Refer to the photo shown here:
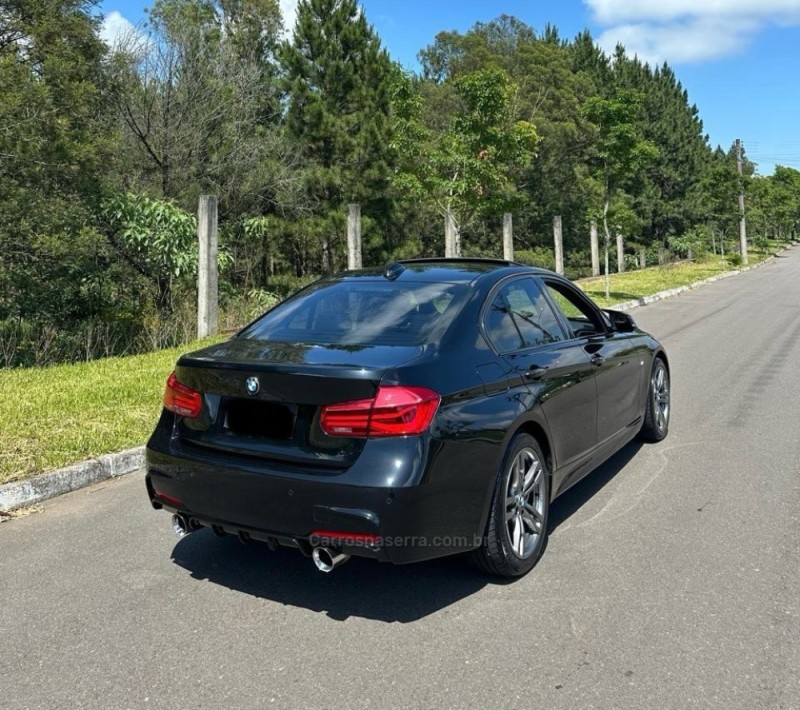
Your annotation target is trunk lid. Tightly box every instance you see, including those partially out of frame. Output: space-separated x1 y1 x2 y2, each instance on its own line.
173 338 424 468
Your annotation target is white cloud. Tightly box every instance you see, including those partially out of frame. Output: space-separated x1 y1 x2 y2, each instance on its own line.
100 11 148 50
279 0 299 32
586 0 800 63
587 0 800 23
596 16 760 64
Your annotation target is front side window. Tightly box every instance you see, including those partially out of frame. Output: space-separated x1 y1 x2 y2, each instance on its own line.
484 278 564 353
544 280 606 338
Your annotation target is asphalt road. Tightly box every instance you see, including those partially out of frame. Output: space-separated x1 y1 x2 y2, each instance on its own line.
2 249 800 710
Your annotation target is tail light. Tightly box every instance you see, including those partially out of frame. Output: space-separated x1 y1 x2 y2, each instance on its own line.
320 385 440 438
153 489 184 508
163 371 202 418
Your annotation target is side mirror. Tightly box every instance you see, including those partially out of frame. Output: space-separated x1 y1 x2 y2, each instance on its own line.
604 309 637 333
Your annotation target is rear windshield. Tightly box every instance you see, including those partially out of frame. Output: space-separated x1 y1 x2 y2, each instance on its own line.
239 280 469 346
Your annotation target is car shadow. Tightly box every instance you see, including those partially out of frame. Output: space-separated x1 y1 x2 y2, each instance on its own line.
548 440 643 532
171 531 494 623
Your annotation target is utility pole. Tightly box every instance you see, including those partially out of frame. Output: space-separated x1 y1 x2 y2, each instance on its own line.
736 138 749 265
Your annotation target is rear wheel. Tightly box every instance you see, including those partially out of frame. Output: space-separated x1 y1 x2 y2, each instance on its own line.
470 434 549 578
639 357 670 442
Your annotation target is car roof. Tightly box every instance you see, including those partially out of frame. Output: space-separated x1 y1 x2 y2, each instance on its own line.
337 258 555 285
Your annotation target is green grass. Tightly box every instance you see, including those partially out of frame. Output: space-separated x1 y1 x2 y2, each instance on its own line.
578 242 781 307
0 338 220 485
0 240 788 485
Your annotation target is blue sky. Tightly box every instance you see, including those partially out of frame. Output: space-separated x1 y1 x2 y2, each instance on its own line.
100 0 800 175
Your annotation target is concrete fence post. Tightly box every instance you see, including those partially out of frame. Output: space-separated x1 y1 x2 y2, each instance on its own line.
590 221 600 277
347 204 362 270
445 211 459 257
553 216 564 275
503 213 514 261
197 195 218 339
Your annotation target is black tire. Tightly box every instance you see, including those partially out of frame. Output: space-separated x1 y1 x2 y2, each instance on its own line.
470 433 550 578
639 357 670 442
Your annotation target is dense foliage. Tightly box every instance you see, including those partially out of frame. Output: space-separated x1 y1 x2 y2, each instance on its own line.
1 2 798 366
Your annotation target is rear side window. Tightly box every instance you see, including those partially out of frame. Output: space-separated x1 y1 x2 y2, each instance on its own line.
239 280 468 346
484 278 564 352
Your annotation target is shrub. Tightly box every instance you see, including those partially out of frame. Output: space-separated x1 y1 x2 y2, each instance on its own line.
220 289 281 331
264 273 318 298
515 247 555 271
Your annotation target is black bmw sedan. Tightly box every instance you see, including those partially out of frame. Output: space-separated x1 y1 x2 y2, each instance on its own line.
146 258 670 577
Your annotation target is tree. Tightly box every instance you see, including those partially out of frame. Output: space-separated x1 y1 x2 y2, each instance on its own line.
611 53 711 244
583 91 657 296
693 144 756 256
0 0 114 325
101 193 198 310
109 0 299 218
417 19 604 257
764 167 800 238
393 68 538 254
281 0 395 270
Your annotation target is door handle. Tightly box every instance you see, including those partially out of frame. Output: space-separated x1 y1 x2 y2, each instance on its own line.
524 366 549 380
590 353 605 367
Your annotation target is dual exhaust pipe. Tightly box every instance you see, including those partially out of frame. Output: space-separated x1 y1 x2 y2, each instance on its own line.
171 513 199 538
171 515 351 572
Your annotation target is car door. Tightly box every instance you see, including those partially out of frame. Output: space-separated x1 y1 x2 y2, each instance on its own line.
541 277 645 446
481 277 598 477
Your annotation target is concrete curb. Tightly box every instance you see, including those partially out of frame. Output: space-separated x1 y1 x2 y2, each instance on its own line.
1 245 796 515
606 251 787 312
0 446 145 514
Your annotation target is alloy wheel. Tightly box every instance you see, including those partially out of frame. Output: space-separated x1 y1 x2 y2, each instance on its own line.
505 448 546 559
654 363 670 433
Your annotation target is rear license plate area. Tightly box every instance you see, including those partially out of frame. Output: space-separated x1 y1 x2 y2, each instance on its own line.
223 399 296 440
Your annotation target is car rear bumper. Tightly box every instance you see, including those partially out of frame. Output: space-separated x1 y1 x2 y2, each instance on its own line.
145 425 485 564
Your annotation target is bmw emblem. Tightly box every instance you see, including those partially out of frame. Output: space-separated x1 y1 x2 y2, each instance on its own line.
245 377 260 395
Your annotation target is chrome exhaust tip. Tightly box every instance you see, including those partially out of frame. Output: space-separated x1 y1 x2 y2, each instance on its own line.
171 513 191 538
312 546 351 573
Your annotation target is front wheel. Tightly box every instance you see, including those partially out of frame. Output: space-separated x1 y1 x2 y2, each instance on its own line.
470 434 550 578
639 357 670 442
